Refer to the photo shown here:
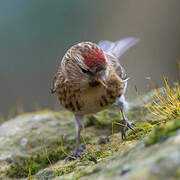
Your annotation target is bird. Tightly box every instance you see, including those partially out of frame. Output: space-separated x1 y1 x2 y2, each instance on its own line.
51 37 139 157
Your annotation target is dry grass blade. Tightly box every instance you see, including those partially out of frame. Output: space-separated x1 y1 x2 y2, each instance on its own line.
146 74 180 121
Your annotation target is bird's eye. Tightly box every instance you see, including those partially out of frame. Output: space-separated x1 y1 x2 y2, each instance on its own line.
80 67 92 74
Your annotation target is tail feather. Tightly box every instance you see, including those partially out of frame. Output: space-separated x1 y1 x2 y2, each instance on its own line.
98 37 140 59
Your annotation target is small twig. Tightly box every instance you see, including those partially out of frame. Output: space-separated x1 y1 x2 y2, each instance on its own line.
112 120 114 136
60 135 70 157
81 128 86 144
43 144 54 170
28 167 31 180
114 122 128 128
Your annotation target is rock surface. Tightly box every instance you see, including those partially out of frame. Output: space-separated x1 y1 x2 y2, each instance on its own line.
81 131 180 180
0 90 180 180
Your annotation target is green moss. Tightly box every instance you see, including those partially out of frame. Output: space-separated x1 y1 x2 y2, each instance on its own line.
81 150 111 162
86 108 153 142
86 110 113 128
6 140 74 178
52 150 110 179
87 109 128 130
126 122 154 141
54 164 75 176
87 107 148 129
52 145 112 179
54 161 102 180
145 117 180 146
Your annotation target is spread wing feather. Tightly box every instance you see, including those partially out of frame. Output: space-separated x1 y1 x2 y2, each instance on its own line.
99 37 139 80
98 37 139 59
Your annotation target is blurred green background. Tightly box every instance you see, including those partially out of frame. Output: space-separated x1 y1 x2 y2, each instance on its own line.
0 0 180 118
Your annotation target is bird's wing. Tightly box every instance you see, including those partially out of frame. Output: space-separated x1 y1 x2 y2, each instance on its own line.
51 67 64 94
98 37 139 59
105 53 127 80
99 37 139 80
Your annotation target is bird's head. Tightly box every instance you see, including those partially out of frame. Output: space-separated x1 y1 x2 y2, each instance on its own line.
62 42 107 87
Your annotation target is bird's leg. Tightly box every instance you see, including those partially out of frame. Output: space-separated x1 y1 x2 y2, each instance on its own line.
73 114 85 157
120 104 135 141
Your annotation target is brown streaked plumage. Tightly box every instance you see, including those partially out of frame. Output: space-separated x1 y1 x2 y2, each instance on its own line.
51 38 139 156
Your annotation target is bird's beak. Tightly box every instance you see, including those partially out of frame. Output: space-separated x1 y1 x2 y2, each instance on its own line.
94 76 107 88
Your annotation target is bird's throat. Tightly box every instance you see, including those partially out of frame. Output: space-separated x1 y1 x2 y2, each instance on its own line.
88 80 100 87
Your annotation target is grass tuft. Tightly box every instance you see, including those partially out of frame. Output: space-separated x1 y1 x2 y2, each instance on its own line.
145 73 180 146
146 75 180 121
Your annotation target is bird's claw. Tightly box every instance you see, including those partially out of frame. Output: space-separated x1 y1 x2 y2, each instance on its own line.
72 151 82 158
79 141 90 152
67 142 89 160
65 155 76 161
127 122 135 131
121 121 135 141
79 143 86 152
65 150 82 161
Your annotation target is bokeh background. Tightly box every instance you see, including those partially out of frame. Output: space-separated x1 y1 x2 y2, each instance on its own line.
0 0 180 118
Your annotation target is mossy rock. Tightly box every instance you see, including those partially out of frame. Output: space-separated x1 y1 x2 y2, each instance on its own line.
1 88 180 179
145 117 180 146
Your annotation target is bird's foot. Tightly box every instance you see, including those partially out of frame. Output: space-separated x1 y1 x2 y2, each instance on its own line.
65 155 76 161
72 150 82 158
121 121 135 141
65 149 81 161
66 142 89 161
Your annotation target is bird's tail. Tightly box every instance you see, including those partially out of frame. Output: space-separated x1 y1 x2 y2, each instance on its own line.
98 37 140 59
